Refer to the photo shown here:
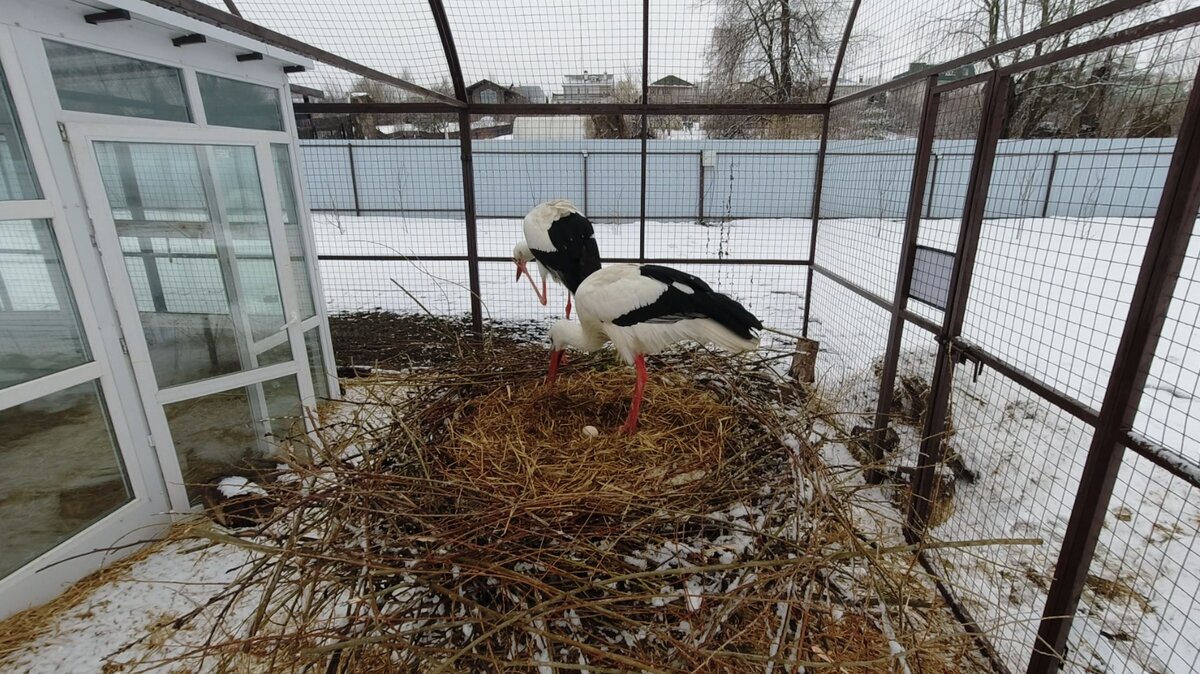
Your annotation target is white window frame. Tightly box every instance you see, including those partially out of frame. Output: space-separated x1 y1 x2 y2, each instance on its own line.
0 25 173 615
65 122 318 510
0 0 334 615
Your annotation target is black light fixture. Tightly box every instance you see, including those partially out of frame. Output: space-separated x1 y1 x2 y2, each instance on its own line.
284 65 306 74
237 52 264 62
84 9 131 24
171 34 207 47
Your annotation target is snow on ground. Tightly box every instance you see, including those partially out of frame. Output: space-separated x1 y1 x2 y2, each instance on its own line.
4 213 1196 672
308 212 1200 673
1 386 398 674
809 216 1200 673
2 540 255 673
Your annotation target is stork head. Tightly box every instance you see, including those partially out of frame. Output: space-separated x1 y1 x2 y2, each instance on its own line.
549 320 605 352
512 240 534 282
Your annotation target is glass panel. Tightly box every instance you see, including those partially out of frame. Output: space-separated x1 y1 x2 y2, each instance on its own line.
94 142 289 388
197 73 283 131
164 375 303 503
0 219 90 389
0 381 132 578
271 144 317 318
44 41 191 123
0 63 40 200
304 326 331 400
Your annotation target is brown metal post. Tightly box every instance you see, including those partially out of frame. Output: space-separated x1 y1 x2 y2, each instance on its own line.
825 0 862 103
639 0 649 260
802 109 831 337
1041 150 1059 219
800 0 860 336
457 112 483 336
1027 62 1200 674
427 0 482 336
346 144 361 216
698 153 706 224
925 153 939 219
146 0 465 107
906 74 1011 539
869 75 941 484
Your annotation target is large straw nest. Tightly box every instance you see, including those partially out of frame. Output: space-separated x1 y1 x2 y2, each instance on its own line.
149 345 985 673
436 366 741 515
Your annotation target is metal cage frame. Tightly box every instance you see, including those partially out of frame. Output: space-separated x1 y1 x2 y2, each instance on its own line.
130 2 1200 672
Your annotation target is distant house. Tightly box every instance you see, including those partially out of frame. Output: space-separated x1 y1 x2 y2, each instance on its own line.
893 62 977 84
466 79 530 105
553 72 615 103
824 75 873 100
512 85 547 104
289 83 325 104
648 75 697 104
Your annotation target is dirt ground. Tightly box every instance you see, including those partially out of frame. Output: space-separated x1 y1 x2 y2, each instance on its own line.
328 311 544 371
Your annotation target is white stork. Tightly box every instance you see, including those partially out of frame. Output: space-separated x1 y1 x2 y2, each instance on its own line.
513 200 601 318
546 263 762 433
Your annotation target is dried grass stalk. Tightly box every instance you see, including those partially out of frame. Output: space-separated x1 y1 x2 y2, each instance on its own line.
131 347 1001 673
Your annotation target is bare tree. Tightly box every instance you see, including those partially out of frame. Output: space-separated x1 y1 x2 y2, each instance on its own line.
702 0 845 139
704 0 845 103
933 0 1189 138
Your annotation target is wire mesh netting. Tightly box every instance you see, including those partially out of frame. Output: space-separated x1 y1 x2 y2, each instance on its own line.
449 0 643 105
961 29 1200 414
838 0 1187 103
817 82 924 305
1138 219 1200 463
111 1 1200 672
298 114 469 316
925 364 1094 674
1066 451 1200 673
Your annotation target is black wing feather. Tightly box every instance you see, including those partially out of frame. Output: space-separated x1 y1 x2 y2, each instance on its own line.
612 265 763 340
532 212 602 293
546 212 594 251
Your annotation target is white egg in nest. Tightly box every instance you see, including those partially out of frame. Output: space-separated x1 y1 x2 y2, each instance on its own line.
582 425 600 438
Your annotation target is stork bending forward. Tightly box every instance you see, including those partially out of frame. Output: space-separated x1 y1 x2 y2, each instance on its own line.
546 263 762 433
513 200 601 318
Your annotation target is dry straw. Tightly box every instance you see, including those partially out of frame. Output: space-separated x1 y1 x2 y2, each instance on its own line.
18 345 1029 673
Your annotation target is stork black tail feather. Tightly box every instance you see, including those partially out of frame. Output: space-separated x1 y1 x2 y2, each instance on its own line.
702 291 763 341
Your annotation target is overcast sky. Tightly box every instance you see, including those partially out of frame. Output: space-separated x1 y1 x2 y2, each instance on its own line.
214 0 1194 98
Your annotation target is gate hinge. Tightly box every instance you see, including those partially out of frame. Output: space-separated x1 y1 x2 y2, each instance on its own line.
58 122 68 142
119 336 129 355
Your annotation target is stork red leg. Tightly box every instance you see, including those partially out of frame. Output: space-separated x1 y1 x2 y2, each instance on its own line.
547 349 564 388
539 276 549 306
620 355 647 434
565 294 572 319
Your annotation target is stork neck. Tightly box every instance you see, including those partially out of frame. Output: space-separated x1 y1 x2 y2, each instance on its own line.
550 320 606 353
560 257 602 294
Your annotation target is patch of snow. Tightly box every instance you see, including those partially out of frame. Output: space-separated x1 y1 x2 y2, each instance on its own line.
216 476 267 498
683 577 704 612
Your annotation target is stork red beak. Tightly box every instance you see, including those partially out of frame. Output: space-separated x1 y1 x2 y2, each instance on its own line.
515 260 549 305
547 349 564 388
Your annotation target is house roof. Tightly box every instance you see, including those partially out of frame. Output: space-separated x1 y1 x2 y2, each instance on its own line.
651 75 695 88
466 79 523 96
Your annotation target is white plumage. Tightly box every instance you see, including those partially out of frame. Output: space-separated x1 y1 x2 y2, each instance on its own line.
513 199 600 318
522 199 579 255
547 263 762 433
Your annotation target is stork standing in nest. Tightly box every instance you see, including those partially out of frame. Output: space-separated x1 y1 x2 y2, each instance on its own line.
513 200 601 318
547 263 762 433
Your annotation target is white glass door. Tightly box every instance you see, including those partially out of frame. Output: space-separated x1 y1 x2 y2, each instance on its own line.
68 124 317 509
0 53 170 608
